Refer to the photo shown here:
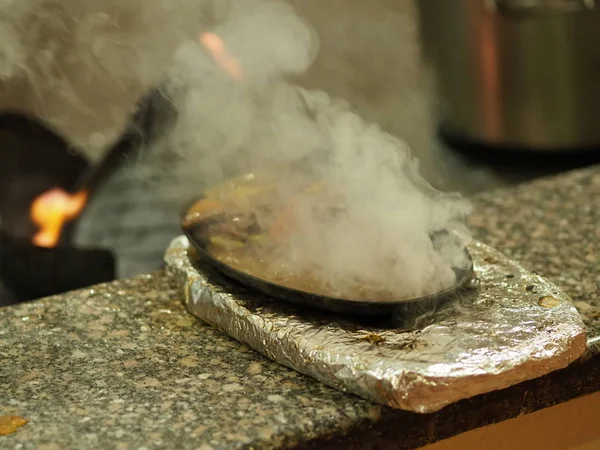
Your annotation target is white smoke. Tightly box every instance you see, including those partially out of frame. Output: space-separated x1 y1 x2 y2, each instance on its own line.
0 0 471 299
162 0 472 299
0 0 209 161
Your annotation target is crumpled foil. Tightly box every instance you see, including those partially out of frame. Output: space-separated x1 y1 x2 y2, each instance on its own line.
165 237 586 413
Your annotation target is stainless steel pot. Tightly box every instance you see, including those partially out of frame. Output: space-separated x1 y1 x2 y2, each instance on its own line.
417 0 600 151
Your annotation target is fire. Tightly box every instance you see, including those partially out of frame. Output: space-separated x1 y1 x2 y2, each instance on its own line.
198 32 243 80
30 188 89 247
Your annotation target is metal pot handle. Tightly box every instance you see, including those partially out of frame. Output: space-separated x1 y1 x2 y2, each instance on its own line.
488 0 596 15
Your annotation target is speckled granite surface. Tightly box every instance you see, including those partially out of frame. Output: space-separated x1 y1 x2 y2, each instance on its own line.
0 274 385 449
470 166 600 339
1 166 599 449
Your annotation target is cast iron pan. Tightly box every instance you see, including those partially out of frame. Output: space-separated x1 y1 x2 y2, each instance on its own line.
181 197 473 317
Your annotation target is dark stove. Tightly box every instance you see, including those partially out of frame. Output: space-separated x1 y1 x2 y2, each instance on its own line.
0 91 182 305
0 105 166 305
0 113 120 305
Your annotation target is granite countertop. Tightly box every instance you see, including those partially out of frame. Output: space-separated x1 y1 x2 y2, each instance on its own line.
470 166 600 338
1 166 600 449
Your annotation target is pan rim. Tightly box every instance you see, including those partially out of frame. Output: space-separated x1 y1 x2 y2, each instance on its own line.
180 193 473 314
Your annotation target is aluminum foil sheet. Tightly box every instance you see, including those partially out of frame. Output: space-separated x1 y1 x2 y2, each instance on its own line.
165 237 586 413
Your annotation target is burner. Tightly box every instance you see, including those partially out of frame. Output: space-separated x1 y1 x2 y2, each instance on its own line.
0 113 142 304
0 114 89 242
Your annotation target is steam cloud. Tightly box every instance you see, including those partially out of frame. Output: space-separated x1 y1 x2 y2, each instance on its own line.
163 0 472 299
0 0 206 160
1 0 471 298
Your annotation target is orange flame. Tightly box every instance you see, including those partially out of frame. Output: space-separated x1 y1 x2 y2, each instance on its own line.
30 188 89 247
199 32 243 80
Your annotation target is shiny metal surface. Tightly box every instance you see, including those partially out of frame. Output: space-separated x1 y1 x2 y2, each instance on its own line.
418 0 600 151
165 236 586 413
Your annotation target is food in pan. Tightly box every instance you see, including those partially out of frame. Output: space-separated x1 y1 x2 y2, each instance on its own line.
183 173 465 302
